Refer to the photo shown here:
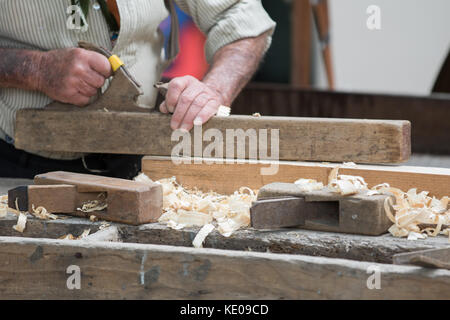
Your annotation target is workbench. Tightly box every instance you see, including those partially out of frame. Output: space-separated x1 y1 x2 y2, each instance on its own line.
0 176 449 300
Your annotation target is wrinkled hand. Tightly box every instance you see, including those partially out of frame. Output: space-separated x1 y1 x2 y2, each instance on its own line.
159 75 225 131
37 48 112 106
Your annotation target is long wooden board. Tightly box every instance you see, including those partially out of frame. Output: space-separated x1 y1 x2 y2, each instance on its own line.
1 213 448 264
0 236 448 299
15 110 410 164
233 83 450 154
142 156 450 198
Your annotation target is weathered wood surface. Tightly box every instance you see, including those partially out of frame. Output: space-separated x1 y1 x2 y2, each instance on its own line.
394 247 450 270
233 83 450 154
1 213 448 264
0 236 448 299
142 156 450 198
15 110 411 164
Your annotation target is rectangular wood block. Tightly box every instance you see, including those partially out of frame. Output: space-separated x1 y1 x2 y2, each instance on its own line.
15 110 411 164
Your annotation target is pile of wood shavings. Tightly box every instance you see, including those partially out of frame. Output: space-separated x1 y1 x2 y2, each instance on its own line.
298 165 450 241
134 173 256 247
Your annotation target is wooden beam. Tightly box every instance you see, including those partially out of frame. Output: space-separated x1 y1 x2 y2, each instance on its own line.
1 214 448 264
232 83 450 154
14 110 410 164
0 236 448 299
142 156 450 198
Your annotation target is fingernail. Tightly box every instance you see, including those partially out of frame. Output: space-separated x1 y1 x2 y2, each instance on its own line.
180 124 191 131
193 118 203 126
171 121 179 130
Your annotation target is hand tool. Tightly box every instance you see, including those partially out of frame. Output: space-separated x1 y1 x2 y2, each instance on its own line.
8 171 163 225
250 182 393 235
46 41 146 113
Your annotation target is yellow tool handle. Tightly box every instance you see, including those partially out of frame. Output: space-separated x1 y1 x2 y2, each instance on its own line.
108 54 124 72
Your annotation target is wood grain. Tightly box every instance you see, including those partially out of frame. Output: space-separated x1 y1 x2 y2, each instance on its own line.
15 110 411 164
142 156 450 198
0 236 448 299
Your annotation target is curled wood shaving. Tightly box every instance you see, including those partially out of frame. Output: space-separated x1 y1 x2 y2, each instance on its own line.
380 187 449 240
77 200 107 213
137 174 256 239
59 229 91 240
31 204 58 220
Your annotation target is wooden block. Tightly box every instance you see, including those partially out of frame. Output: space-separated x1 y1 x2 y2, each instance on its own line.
15 110 411 164
142 156 450 198
32 171 163 225
0 236 449 299
255 183 392 235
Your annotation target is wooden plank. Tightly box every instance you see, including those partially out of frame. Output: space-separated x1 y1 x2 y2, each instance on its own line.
142 156 450 198
1 214 448 264
232 83 450 154
14 110 411 164
0 236 448 299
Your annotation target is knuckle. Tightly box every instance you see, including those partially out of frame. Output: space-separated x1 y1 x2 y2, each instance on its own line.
179 94 193 106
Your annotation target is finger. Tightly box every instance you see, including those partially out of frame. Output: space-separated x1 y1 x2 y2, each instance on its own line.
159 100 169 114
71 92 91 106
193 100 220 126
87 51 112 78
76 79 98 97
165 76 192 113
82 69 106 89
179 94 210 131
170 85 203 130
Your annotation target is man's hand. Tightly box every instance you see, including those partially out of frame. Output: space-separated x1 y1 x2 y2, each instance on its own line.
37 48 112 106
159 75 225 131
158 31 271 131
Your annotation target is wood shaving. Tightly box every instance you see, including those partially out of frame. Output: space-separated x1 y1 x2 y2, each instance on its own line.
294 179 324 192
192 223 215 248
13 212 27 233
137 174 256 239
77 200 107 213
31 204 58 220
0 194 7 218
252 112 261 117
59 229 91 240
216 105 231 117
89 215 98 222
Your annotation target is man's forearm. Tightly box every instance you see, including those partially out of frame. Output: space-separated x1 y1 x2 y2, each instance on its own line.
202 31 271 106
0 49 43 90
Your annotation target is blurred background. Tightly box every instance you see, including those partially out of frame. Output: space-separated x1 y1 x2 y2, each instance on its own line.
159 0 450 165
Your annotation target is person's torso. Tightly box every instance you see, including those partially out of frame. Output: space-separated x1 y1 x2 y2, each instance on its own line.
0 0 169 158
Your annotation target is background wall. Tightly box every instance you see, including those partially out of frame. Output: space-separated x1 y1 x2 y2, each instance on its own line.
321 0 450 95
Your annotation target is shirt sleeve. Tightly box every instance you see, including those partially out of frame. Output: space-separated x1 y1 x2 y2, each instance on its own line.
173 0 276 63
